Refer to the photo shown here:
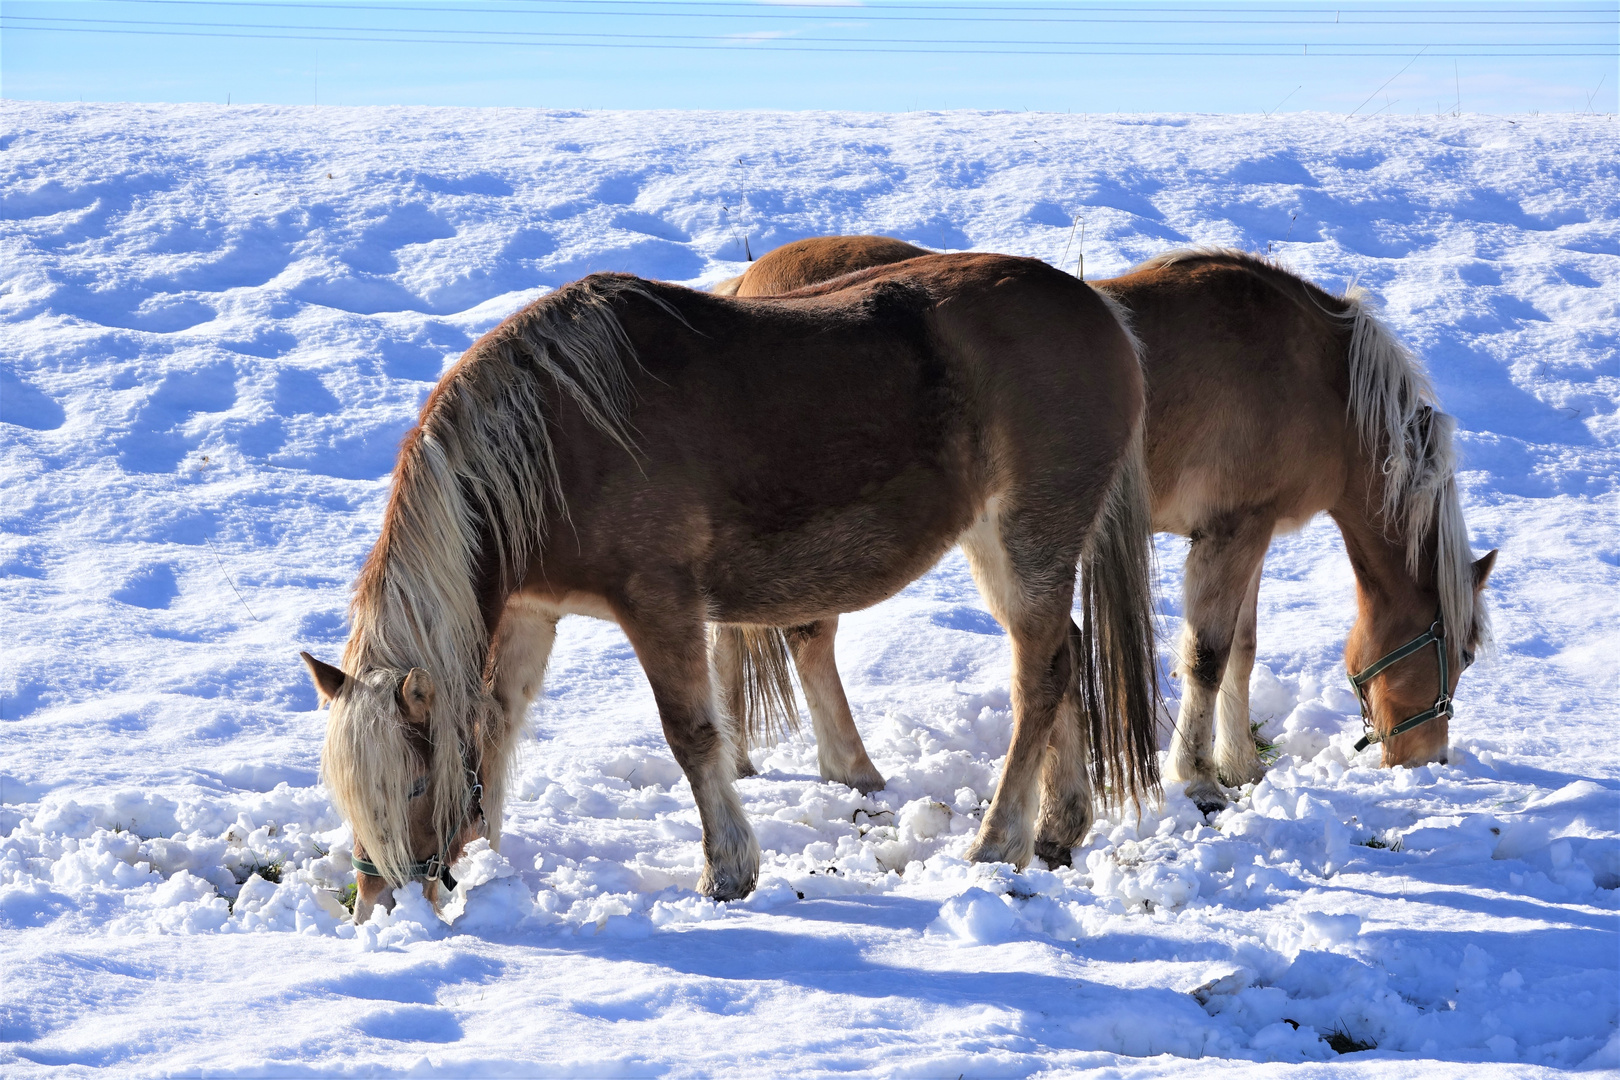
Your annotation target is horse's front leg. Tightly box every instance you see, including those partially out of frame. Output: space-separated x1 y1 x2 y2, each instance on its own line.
787 617 885 793
621 589 760 901
1166 519 1270 813
1213 557 1266 787
483 596 560 853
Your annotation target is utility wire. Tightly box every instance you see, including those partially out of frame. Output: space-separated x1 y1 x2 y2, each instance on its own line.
8 14 1603 49
89 0 1620 23
95 0 1620 13
7 22 1611 55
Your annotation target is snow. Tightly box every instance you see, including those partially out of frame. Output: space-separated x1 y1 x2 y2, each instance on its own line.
2 102 1617 1076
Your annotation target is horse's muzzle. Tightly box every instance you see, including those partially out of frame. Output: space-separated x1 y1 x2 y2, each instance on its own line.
352 871 394 924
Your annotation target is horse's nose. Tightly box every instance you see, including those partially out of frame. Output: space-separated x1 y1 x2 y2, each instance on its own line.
1388 741 1448 770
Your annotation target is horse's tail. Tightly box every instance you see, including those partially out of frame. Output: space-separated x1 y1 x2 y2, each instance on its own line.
710 274 745 296
1073 426 1162 810
716 624 800 748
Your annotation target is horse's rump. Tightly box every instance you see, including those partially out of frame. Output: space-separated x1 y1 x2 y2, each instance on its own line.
732 235 933 298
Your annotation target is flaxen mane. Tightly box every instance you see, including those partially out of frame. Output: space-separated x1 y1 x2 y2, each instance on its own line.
1127 248 1489 660
324 276 655 884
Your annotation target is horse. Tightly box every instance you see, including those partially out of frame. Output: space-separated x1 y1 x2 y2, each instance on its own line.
710 235 927 299
300 252 1162 921
715 237 1496 815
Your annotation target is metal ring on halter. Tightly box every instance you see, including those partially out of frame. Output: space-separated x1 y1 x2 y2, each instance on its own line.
1350 612 1455 753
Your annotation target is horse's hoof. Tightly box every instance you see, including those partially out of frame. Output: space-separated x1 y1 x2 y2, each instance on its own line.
698 868 756 903
1184 780 1228 816
849 769 887 795
822 762 886 794
965 831 1031 869
1034 840 1074 869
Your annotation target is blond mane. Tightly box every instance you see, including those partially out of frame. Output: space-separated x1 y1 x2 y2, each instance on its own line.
323 275 654 884
1338 282 1489 660
1129 247 1489 660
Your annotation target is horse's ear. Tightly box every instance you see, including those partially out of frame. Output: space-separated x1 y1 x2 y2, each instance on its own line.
1472 549 1497 593
300 651 347 706
399 667 435 725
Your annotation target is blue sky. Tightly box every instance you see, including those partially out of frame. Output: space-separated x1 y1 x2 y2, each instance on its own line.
3 1 1616 113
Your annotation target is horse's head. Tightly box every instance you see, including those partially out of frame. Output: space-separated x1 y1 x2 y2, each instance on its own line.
301 652 485 923
1343 549 1496 768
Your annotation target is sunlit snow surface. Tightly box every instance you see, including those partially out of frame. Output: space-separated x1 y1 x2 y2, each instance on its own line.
2 103 1617 1077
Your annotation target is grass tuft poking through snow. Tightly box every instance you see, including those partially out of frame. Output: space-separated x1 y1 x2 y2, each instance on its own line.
1326 1025 1378 1055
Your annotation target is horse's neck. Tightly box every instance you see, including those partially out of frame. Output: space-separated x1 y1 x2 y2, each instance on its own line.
1330 476 1431 615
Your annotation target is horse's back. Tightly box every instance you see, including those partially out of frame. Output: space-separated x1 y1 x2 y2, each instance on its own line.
696 252 1141 471
735 236 933 298
1100 253 1356 532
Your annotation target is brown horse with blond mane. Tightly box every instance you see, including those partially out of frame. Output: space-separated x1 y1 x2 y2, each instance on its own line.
716 236 1495 817
301 253 1161 920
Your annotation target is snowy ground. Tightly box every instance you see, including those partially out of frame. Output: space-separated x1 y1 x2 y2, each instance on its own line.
1 103 1617 1077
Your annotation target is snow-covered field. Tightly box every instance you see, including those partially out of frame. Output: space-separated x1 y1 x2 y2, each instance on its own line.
1 102 1616 1077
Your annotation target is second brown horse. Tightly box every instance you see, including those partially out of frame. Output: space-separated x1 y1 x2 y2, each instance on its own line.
716 237 1495 821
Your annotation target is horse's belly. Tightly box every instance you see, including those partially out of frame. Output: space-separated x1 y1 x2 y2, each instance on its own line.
1150 471 1230 535
704 483 977 625
712 547 954 626
1150 465 1335 537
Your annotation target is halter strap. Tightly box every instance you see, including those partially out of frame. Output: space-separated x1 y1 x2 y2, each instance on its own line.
352 763 484 891
351 850 460 890
1350 617 1451 752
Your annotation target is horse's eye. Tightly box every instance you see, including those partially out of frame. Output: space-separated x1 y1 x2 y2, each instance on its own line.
1461 649 1475 669
409 776 428 800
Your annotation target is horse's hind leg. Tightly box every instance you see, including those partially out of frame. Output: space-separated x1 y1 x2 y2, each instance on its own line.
787 618 885 794
1214 557 1266 787
1034 619 1093 868
709 626 759 779
960 500 1080 869
1166 518 1271 813
620 588 760 901
484 596 560 852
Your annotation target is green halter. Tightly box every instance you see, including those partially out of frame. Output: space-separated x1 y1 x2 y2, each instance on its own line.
351 763 484 892
1350 615 1466 753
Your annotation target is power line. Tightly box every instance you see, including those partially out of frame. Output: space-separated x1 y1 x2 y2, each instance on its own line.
9 13 1604 49
5 21 1611 56
90 0 1620 24
95 0 1620 11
